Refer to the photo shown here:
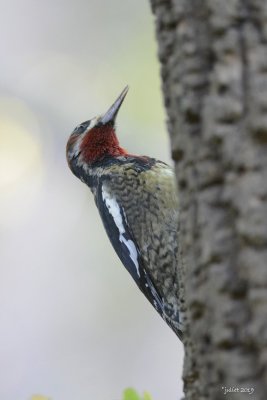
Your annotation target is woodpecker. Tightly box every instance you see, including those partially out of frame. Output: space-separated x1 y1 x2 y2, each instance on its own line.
66 87 183 340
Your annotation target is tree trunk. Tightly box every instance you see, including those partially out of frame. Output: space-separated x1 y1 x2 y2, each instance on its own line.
149 1 267 399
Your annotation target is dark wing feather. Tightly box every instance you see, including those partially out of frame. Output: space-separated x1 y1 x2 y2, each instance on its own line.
95 182 165 316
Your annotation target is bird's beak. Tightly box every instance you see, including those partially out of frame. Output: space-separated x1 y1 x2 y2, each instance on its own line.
100 86 129 125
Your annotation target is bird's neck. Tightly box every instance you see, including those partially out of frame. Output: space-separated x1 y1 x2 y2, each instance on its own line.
80 125 127 164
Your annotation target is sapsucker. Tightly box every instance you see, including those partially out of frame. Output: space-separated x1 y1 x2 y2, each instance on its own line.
66 87 183 340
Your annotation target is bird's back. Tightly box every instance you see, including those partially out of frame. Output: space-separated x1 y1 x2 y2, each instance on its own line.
96 155 182 336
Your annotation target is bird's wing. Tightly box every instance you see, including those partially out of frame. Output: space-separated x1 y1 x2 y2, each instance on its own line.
95 181 166 316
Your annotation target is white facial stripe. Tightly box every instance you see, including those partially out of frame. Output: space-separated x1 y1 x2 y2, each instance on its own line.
102 186 140 277
72 134 84 157
87 116 100 130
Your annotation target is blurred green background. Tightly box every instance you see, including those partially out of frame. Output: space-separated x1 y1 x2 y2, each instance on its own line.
0 1 183 399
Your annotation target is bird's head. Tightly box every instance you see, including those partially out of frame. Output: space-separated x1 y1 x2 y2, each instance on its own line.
66 86 129 170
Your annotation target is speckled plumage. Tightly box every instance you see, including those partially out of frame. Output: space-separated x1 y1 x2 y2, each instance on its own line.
101 157 182 335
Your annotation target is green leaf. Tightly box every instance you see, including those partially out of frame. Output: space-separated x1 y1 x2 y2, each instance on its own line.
143 391 153 400
123 388 141 400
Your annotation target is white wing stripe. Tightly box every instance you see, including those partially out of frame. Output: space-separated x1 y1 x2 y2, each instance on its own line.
102 186 140 277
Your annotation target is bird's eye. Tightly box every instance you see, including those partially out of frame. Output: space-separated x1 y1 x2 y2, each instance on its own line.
72 120 90 135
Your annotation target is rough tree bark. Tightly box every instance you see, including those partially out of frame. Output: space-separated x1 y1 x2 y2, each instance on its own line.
150 1 267 399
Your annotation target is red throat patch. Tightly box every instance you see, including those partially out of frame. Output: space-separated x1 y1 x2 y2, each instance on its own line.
80 125 127 163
